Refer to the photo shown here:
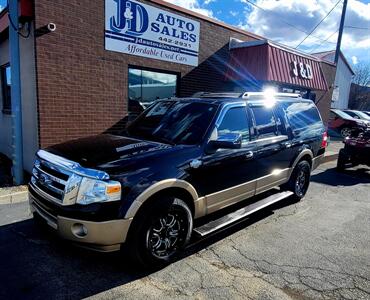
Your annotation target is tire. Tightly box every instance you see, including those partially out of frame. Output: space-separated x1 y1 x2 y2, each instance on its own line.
336 149 348 171
126 196 193 268
283 160 311 201
340 127 352 138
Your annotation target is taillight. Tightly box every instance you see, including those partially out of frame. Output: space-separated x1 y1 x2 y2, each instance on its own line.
321 131 328 148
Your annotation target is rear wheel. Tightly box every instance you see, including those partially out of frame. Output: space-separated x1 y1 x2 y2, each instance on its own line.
126 196 193 267
340 127 352 138
336 149 348 171
283 160 311 201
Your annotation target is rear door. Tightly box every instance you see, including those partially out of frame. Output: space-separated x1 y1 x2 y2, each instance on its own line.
248 104 292 194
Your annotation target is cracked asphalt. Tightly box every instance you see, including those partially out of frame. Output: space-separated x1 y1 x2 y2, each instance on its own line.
0 161 369 300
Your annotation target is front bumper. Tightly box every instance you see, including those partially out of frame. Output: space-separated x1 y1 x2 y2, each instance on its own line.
29 194 132 252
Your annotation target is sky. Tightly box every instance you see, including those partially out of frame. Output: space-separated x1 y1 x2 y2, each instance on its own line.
0 0 368 65
163 0 370 66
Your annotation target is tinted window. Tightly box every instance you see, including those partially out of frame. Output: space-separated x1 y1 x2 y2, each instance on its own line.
127 101 217 145
217 107 249 142
251 106 277 138
282 102 323 137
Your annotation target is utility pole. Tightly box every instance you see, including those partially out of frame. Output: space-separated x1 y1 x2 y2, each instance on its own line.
9 0 24 184
334 0 348 64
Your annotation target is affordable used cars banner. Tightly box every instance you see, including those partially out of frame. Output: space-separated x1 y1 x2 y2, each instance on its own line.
105 0 200 66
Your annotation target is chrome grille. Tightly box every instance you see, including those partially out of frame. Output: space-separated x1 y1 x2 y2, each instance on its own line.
29 150 110 206
31 159 72 203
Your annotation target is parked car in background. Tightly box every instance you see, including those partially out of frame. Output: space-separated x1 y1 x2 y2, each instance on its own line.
343 110 370 121
337 127 370 171
362 111 370 118
328 109 369 137
29 92 327 267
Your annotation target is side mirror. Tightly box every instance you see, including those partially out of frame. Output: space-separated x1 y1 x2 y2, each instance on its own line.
208 133 242 150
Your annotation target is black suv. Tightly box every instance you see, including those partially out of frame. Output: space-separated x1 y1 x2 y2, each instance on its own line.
29 92 327 266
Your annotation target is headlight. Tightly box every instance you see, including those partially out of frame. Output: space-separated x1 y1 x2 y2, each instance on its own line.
76 178 121 205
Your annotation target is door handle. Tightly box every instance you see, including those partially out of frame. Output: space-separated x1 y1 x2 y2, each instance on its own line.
245 151 254 159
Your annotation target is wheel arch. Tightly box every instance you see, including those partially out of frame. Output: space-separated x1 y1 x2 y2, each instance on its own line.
289 149 313 177
124 179 202 220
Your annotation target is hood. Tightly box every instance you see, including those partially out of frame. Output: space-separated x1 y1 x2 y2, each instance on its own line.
45 134 172 169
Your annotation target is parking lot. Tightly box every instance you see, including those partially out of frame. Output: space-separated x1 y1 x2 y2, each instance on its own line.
0 160 369 300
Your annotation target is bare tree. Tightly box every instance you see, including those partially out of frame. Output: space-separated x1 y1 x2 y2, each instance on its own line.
350 63 370 109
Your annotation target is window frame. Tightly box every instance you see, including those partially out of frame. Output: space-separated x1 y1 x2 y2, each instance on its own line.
127 65 180 104
248 104 280 139
212 102 252 145
1 63 11 115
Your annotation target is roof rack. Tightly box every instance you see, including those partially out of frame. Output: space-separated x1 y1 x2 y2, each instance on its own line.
192 92 244 98
242 92 302 99
193 91 302 99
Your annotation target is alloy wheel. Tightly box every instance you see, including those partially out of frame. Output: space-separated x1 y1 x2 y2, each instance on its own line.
295 170 308 197
146 211 187 259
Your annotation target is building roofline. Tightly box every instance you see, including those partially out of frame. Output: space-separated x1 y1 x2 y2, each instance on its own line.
149 0 264 41
312 50 355 75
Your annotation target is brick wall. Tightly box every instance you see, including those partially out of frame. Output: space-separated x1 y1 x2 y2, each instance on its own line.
34 0 258 147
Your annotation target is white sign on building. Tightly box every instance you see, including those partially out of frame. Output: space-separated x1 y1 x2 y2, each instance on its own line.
105 0 200 66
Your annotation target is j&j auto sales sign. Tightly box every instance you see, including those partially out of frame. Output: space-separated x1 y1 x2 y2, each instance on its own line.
105 0 200 66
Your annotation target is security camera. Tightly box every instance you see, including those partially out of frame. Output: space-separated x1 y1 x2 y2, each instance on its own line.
47 23 56 32
35 23 57 37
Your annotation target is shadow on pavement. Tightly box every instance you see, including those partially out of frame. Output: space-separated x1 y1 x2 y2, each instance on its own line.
0 191 297 299
311 165 370 186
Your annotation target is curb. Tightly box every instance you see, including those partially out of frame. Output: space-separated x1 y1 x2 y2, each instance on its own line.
0 190 28 205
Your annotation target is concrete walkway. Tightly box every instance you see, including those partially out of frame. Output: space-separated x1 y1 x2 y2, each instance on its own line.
0 186 28 205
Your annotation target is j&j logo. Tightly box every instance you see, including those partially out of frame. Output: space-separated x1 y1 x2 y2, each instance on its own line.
110 0 149 36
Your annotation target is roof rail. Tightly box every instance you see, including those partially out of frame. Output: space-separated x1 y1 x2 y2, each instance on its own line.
242 92 302 99
193 92 244 98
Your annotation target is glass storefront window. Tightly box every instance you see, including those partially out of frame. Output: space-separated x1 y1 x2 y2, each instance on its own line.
128 68 178 116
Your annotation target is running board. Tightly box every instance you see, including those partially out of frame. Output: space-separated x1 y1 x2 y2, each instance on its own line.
193 191 294 236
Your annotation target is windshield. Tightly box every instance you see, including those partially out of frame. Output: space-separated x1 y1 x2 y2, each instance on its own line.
333 110 356 120
126 100 218 145
352 111 370 120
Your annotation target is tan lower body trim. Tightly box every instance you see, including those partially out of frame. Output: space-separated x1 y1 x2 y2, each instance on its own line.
206 180 256 215
255 168 290 195
312 154 324 171
57 216 132 247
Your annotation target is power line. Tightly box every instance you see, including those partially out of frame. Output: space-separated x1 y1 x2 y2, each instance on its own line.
243 0 336 45
345 25 370 30
295 0 342 49
309 30 338 54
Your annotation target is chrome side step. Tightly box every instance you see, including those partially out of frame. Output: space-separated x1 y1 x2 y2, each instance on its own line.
193 191 294 236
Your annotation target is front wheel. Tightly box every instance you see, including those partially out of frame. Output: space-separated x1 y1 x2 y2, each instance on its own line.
126 196 193 267
282 160 311 201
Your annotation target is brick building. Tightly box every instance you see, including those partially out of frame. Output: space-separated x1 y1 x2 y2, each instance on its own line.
0 0 336 175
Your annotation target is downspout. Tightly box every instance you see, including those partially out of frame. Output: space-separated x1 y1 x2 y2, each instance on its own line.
9 0 24 184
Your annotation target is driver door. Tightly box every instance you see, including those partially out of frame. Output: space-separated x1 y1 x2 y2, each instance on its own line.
190 104 259 214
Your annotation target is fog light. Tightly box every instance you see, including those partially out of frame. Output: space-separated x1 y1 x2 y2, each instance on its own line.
71 223 88 238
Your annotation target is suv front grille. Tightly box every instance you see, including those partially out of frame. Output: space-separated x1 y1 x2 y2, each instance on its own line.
29 150 110 206
31 159 72 204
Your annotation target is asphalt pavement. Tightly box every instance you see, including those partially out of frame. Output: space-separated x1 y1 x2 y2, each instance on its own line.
0 161 369 300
